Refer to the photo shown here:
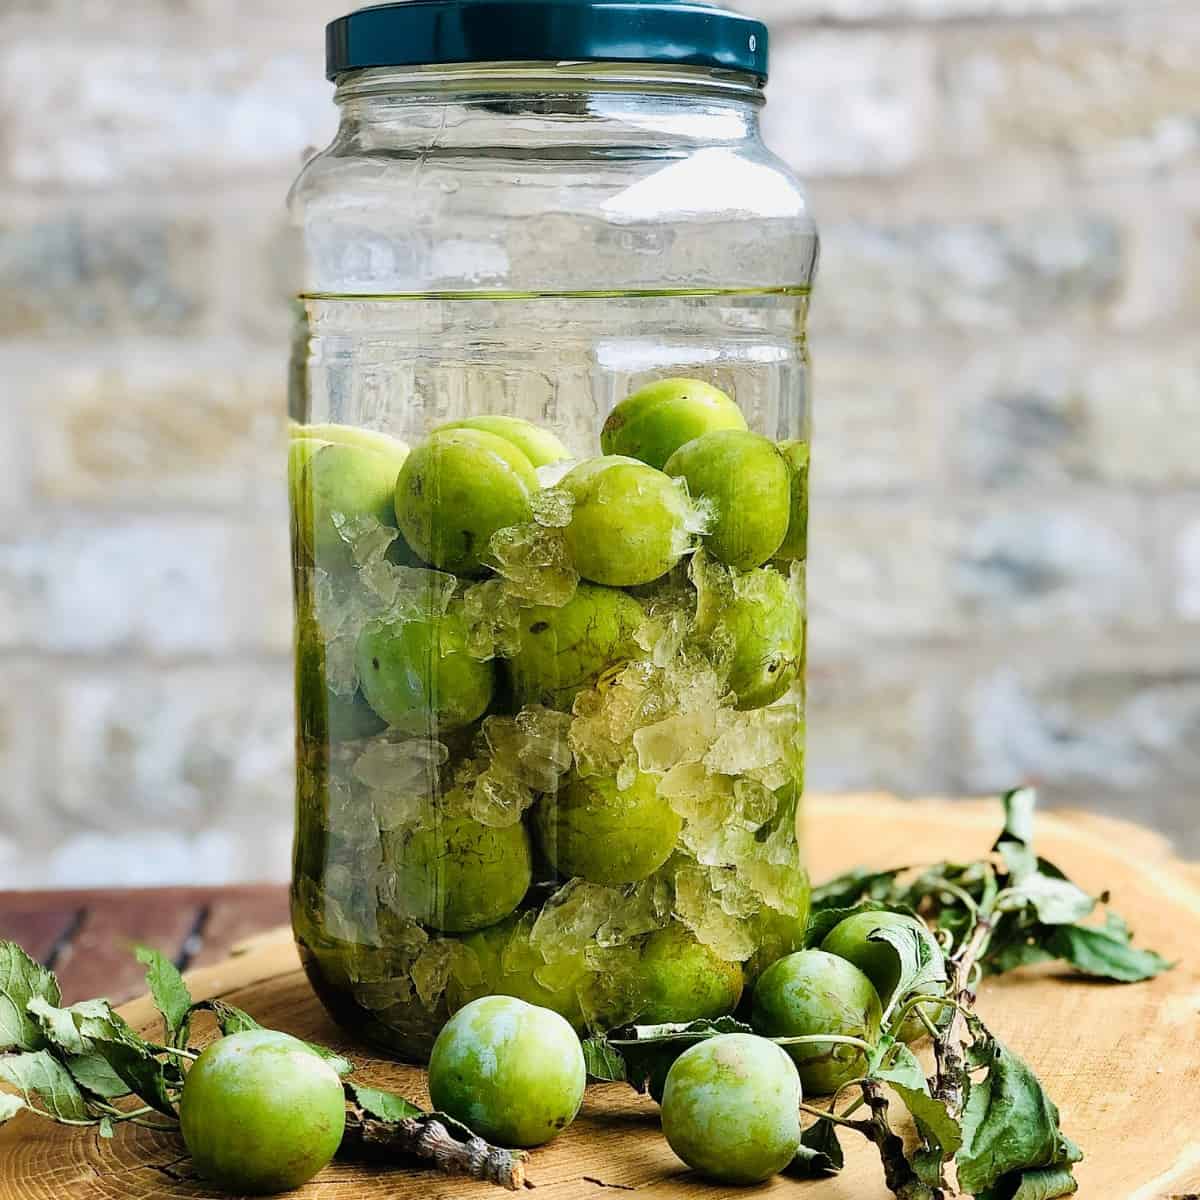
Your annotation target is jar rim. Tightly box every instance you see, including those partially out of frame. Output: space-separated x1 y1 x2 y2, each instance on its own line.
332 59 766 105
326 0 769 84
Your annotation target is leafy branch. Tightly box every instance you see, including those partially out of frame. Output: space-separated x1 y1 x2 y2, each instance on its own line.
0 942 526 1190
586 788 1170 1200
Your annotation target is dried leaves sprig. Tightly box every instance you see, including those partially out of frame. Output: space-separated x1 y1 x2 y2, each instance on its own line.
0 943 527 1190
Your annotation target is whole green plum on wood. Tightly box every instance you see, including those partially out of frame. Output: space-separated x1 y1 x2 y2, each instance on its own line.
660 1033 802 1184
395 429 539 576
601 378 746 470
428 995 586 1148
179 1030 346 1195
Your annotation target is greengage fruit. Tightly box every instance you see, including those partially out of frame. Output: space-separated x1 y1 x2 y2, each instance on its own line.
561 456 693 587
395 429 539 576
660 1033 801 1184
296 607 387 743
428 995 586 1147
751 949 882 1096
380 812 532 933
355 600 494 733
299 442 409 570
696 565 804 710
508 583 644 711
435 415 569 468
821 910 946 1042
291 422 410 461
775 439 809 563
179 1029 345 1195
664 430 790 569
637 922 743 1024
533 769 682 886
601 378 746 471
459 914 587 1029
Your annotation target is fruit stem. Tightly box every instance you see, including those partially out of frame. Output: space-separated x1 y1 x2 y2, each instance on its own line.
771 1034 874 1054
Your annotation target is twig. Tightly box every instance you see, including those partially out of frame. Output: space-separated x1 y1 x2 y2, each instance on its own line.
340 1110 529 1191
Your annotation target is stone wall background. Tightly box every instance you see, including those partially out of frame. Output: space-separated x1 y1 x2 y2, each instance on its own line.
0 0 1196 887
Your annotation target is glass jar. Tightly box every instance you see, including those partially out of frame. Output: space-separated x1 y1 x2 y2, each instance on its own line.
288 0 818 1061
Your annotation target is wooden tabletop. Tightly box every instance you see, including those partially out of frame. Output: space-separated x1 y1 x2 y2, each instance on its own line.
3 796 1198 1199
0 885 290 1005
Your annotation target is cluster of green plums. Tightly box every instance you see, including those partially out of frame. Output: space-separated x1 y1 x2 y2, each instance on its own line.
174 910 941 1194
290 378 810 1040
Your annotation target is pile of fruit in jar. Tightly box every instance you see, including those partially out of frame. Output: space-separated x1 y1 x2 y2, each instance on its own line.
289 377 811 1057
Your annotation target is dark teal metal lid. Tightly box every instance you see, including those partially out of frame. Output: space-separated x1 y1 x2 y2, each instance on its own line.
326 0 769 82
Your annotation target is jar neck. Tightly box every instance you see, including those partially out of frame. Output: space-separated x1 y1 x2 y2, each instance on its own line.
331 62 765 151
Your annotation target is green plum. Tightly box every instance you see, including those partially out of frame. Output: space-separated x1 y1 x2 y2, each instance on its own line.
601 378 747 471
821 911 946 1043
696 563 804 710
291 422 410 460
637 922 743 1024
508 583 644 711
533 769 682 886
775 439 809 563
179 1030 345 1195
299 441 410 570
434 415 570 468
458 913 587 1029
561 456 694 587
380 812 532 933
664 430 790 569
751 949 882 1096
296 605 387 743
395 429 539 576
661 1033 801 1184
428 995 586 1147
355 600 494 733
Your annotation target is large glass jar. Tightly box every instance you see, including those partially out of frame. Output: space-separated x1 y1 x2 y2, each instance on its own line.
288 0 818 1060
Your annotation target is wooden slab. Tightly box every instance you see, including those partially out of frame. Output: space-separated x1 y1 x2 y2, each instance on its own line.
3 795 1199 1199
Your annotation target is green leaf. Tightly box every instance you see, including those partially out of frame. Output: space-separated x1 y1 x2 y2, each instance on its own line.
189 998 260 1036
1048 914 1173 983
980 1164 1081 1200
868 923 948 1010
0 1051 90 1121
804 899 889 948
786 1117 843 1177
98 1115 115 1139
0 1092 26 1125
994 787 1038 881
346 1081 423 1121
134 946 193 1048
875 1044 962 1164
605 1017 753 1096
25 995 87 1056
582 1036 627 1082
189 1000 353 1075
1002 876 1096 926
812 868 905 912
63 1052 130 1100
0 942 61 1053
957 1029 1079 1195
73 1004 179 1117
